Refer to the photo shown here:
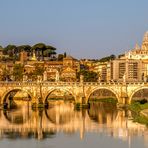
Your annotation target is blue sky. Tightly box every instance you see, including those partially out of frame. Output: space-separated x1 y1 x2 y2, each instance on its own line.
0 0 148 59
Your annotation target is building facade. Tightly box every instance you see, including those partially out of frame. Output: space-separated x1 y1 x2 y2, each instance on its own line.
111 31 148 82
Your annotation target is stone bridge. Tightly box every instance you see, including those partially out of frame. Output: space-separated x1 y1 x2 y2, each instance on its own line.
0 81 148 106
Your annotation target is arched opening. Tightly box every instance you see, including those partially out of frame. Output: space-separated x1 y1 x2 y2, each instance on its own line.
45 89 75 125
130 88 148 103
88 88 118 104
45 89 75 106
87 88 118 124
3 89 32 109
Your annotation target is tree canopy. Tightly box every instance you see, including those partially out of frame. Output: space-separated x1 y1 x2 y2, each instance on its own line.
2 43 57 61
13 64 24 81
98 54 116 62
77 70 98 82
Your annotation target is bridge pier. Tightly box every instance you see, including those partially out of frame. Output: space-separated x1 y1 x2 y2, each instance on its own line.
117 96 130 108
75 95 89 109
31 87 45 108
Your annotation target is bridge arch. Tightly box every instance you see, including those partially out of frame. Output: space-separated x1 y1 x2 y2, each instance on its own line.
44 88 75 103
129 86 148 103
86 87 119 103
1 88 33 104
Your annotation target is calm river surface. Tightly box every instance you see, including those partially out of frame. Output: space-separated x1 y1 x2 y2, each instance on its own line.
0 101 148 148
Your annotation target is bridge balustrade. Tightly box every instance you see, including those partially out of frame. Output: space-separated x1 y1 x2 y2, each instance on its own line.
0 81 148 88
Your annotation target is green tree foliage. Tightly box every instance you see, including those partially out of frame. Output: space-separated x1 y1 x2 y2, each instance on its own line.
0 45 3 50
34 64 45 76
77 70 98 82
44 45 56 60
64 52 67 58
32 43 56 60
17 45 31 56
2 43 57 61
13 64 24 81
3 45 17 56
57 54 64 61
98 54 116 62
46 45 56 51
1 68 11 81
3 45 19 62
118 54 125 58
26 64 45 81
31 43 46 60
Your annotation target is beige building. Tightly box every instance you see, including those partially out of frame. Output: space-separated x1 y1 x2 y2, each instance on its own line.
92 62 111 82
23 55 79 82
111 31 148 82
61 56 79 81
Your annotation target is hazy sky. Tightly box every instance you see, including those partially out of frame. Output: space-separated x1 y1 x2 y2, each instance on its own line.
0 0 148 59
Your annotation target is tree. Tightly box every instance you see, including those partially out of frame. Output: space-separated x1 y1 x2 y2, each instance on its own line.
13 64 24 81
26 64 45 81
4 45 17 56
0 45 3 50
1 67 11 81
3 45 19 62
77 70 98 82
17 45 31 56
98 54 116 62
31 43 57 61
34 64 45 76
57 54 64 61
64 52 67 58
31 43 46 60
44 45 56 59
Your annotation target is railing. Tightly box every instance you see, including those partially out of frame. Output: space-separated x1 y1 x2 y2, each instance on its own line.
0 81 147 87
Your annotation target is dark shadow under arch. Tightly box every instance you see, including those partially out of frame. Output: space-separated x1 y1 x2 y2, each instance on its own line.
3 89 32 104
131 88 148 102
88 88 118 103
44 88 75 103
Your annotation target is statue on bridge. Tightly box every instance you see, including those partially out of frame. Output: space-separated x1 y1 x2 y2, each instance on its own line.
43 71 47 81
55 70 60 82
80 75 84 83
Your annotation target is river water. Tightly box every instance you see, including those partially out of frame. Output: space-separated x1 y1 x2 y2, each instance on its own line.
0 101 148 148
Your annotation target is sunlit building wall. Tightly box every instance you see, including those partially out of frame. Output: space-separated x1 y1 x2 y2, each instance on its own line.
111 31 148 82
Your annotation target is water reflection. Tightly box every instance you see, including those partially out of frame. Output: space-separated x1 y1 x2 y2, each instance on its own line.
4 104 32 124
0 101 148 146
88 102 118 124
45 101 75 125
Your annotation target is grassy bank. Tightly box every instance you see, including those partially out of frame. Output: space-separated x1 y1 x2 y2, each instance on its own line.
89 98 117 104
129 101 148 126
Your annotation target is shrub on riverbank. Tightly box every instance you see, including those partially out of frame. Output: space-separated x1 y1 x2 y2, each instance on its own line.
129 100 148 126
129 100 148 113
89 98 117 104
